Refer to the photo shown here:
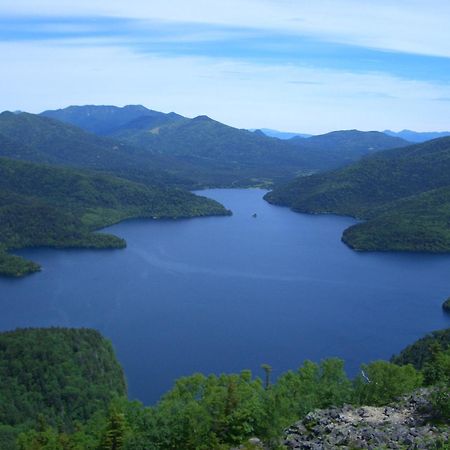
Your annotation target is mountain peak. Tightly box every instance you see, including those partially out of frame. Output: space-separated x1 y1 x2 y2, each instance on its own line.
192 115 212 121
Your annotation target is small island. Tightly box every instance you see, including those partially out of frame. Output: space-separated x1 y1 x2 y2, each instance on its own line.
443 297 450 313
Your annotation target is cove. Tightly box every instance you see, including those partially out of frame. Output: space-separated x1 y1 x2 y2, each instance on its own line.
0 188 449 404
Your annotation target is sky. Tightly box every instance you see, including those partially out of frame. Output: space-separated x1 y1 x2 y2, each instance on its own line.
1 0 450 133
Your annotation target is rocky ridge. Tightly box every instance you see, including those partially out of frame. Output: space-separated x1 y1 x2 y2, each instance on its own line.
284 390 449 449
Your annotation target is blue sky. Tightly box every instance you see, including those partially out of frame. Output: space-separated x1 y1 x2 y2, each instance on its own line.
1 0 450 133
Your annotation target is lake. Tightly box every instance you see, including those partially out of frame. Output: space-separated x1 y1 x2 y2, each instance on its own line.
1 189 449 404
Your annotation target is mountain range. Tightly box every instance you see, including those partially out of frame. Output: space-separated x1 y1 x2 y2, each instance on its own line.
254 127 450 144
3 103 448 265
39 105 411 186
384 129 450 143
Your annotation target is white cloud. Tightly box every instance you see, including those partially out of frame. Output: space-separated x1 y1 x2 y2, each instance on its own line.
2 0 450 58
2 41 450 133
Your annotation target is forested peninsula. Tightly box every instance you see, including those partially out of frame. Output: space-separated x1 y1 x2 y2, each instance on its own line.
0 157 230 278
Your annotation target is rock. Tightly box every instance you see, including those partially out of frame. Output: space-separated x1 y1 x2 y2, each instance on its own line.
283 390 449 449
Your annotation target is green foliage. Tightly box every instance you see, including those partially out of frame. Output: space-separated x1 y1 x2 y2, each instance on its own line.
2 328 448 449
354 361 423 406
265 136 450 252
443 298 450 313
0 328 126 436
391 328 450 370
288 129 409 168
423 348 450 421
269 359 353 427
0 156 230 277
40 106 408 187
0 111 189 187
99 409 128 450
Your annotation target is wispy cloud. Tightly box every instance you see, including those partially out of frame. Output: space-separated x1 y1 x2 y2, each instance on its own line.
2 13 450 85
2 0 450 58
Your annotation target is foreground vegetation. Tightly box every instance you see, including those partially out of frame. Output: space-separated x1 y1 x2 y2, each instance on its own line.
0 327 448 449
265 136 450 252
0 157 230 277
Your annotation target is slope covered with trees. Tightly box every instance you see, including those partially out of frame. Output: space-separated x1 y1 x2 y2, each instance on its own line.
0 111 195 188
0 157 230 277
265 136 450 252
39 106 410 187
0 328 126 449
0 327 448 449
41 105 179 136
287 129 409 168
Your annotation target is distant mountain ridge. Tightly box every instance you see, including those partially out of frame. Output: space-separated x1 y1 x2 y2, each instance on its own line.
287 129 409 167
41 104 180 135
250 128 312 139
384 129 450 143
39 105 411 186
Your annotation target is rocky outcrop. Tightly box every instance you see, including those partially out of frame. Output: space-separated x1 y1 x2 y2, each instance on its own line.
284 390 449 449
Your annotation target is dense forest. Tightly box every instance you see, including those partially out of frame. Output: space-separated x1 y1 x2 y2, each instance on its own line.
265 136 450 252
40 105 409 187
0 327 448 449
0 157 230 277
0 111 194 188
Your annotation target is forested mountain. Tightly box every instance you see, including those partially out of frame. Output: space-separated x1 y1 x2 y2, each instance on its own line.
39 106 410 186
265 136 450 252
0 327 448 449
111 114 315 171
384 129 450 143
0 157 230 277
0 328 126 449
0 111 197 187
40 104 181 135
287 129 409 168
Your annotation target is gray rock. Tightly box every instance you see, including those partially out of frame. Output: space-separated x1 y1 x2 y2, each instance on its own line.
283 390 449 449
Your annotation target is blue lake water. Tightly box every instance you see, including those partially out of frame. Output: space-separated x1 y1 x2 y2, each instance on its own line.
1 189 449 404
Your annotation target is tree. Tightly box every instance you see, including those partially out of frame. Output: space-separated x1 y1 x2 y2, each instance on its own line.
99 409 127 450
261 364 272 390
355 361 423 406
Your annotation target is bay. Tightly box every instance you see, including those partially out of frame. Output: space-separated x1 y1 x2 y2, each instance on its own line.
1 189 449 404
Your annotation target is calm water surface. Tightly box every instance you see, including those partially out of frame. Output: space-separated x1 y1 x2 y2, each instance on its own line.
1 189 449 404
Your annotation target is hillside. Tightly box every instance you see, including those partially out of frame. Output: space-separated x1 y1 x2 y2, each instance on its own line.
0 328 126 449
40 104 181 135
69 110 321 185
288 129 409 168
391 328 450 369
110 115 409 183
40 106 410 186
0 157 230 277
265 136 450 252
0 111 203 188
